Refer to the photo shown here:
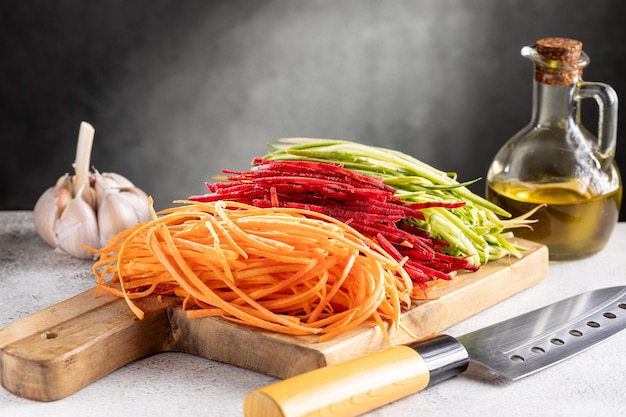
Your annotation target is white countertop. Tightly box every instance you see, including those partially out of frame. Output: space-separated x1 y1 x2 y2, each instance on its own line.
1 211 624 417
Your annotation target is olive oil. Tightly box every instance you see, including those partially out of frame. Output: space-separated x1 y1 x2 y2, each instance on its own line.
487 180 622 260
486 38 622 261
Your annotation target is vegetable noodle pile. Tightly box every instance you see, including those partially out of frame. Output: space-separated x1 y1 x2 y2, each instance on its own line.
91 200 413 342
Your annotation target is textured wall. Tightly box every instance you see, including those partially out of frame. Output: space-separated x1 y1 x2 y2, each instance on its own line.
2 0 625 219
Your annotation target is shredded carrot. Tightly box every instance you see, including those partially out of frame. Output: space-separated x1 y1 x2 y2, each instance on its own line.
90 200 413 342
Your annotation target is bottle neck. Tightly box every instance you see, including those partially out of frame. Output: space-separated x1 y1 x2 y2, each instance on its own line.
530 78 578 128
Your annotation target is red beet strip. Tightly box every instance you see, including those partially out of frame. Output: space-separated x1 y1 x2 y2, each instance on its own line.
189 158 476 288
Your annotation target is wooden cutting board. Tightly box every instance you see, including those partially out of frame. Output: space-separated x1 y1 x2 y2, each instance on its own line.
0 239 548 402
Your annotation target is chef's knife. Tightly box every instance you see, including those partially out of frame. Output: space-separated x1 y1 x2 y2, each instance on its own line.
244 286 626 417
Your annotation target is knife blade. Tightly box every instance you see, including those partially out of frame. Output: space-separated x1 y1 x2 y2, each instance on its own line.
244 286 626 417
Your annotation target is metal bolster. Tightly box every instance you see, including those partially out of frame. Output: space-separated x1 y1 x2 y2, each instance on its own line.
407 334 470 387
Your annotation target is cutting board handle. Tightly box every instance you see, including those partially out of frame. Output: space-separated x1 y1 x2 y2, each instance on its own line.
0 289 178 402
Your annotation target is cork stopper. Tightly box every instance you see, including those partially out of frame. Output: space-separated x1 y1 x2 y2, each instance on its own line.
533 37 584 85
536 37 583 65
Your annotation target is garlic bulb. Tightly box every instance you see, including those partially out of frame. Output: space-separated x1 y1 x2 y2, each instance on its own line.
33 121 152 259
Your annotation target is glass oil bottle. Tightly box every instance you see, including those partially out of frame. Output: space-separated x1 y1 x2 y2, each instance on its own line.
486 37 622 260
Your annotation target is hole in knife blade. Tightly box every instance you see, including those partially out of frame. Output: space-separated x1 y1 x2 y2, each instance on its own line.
618 303 626 310
509 355 525 363
586 321 600 328
531 346 545 354
569 329 583 337
603 312 617 319
550 338 565 345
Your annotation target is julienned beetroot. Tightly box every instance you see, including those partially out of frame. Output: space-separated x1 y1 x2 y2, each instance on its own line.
189 158 478 291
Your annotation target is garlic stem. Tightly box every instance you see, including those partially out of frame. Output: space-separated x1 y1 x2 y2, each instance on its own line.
73 121 95 196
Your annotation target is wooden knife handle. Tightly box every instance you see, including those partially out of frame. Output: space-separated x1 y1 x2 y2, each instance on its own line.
243 334 469 417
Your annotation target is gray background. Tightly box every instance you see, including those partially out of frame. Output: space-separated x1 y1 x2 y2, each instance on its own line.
2 0 625 220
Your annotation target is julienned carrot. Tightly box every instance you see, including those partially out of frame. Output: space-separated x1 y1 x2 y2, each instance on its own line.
89 200 413 342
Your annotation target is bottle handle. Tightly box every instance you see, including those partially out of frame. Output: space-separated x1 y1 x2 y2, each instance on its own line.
575 81 619 168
